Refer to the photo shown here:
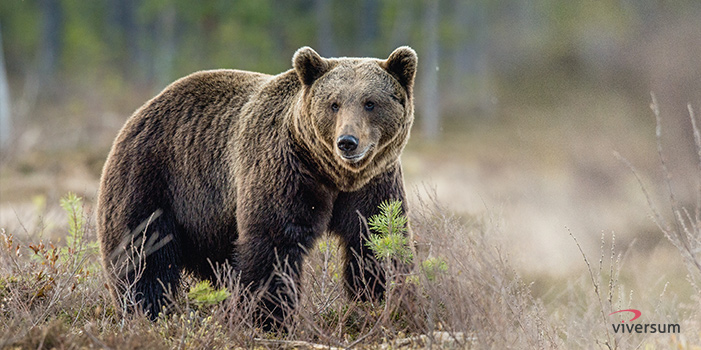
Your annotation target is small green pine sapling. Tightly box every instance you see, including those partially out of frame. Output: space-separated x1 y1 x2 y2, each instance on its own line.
60 192 85 247
366 200 412 264
59 193 98 269
187 280 230 307
28 193 97 271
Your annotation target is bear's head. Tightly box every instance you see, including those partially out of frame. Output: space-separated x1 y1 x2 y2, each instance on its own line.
292 46 417 187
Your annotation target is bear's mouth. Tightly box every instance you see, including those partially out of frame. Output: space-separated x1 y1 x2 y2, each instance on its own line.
337 143 374 164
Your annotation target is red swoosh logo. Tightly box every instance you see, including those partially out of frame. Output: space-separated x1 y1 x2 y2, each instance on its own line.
608 309 642 323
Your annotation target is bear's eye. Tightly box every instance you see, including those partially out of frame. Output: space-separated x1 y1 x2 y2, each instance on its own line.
331 103 340 112
364 101 375 111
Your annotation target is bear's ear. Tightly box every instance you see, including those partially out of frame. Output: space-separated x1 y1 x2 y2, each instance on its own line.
293 46 330 86
383 46 418 94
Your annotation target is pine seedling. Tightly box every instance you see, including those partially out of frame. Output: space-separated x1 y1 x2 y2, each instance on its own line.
188 280 230 307
60 192 85 248
59 193 98 270
366 200 412 264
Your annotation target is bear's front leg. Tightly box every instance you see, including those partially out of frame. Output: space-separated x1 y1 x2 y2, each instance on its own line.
329 164 410 302
235 177 333 330
237 227 311 330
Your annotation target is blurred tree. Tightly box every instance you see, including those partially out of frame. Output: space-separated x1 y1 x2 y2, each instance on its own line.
386 0 414 50
154 3 178 88
270 0 288 54
0 25 10 151
419 0 440 140
449 0 493 116
107 0 142 82
315 0 337 56
39 0 62 93
357 0 379 55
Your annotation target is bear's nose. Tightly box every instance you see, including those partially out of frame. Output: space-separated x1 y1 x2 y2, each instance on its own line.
336 135 359 152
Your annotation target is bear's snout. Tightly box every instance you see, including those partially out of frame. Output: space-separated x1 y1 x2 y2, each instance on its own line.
336 135 359 152
335 133 373 165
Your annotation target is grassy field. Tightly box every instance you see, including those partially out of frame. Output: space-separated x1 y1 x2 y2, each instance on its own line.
1 92 701 348
0 189 699 349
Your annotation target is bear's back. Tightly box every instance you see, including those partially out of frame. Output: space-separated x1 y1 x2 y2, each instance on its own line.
98 69 271 259
109 69 271 154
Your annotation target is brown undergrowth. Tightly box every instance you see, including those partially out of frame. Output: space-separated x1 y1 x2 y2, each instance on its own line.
0 191 561 349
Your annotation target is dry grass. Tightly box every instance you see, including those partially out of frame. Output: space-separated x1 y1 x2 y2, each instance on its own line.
0 191 564 349
645 98 701 288
551 98 701 349
1 178 700 349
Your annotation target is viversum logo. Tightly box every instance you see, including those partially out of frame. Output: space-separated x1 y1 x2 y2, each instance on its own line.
609 309 680 334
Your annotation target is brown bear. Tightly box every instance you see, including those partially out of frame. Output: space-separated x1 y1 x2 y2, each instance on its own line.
97 46 417 326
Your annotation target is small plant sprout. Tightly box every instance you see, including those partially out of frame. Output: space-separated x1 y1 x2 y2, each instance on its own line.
60 193 85 246
187 280 230 307
59 193 98 265
366 200 412 264
421 257 448 282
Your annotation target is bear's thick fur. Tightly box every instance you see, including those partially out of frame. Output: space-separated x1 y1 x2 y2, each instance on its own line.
97 46 417 325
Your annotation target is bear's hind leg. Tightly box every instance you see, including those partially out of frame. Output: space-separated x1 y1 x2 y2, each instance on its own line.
134 244 181 319
238 228 313 331
116 210 183 319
